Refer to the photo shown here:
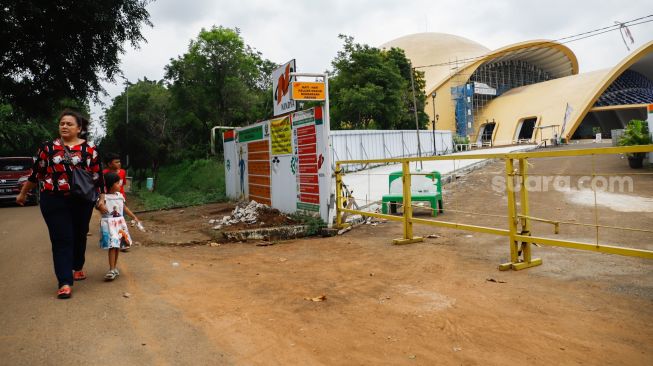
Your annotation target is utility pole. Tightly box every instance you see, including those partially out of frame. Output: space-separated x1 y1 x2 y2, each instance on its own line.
120 76 131 168
125 80 130 168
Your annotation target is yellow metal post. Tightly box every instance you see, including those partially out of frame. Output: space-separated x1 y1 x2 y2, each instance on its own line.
499 158 520 270
393 161 423 245
335 163 344 229
511 158 542 270
333 145 653 268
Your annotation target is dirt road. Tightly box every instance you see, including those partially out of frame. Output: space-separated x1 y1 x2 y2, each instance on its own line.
0 205 227 365
1 145 652 365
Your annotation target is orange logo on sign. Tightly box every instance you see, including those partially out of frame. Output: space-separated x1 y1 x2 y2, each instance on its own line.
275 63 293 105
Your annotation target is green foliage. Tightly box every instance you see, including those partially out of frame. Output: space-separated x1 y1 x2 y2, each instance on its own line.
618 119 652 146
132 158 227 210
164 26 275 157
0 104 52 155
329 35 429 130
101 78 173 173
0 0 151 120
0 99 93 155
133 191 177 211
289 213 326 236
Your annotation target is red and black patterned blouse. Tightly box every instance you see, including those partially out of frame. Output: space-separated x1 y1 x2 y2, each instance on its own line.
28 139 105 195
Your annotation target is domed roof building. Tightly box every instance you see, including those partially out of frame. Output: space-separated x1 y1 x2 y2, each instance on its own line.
382 33 653 145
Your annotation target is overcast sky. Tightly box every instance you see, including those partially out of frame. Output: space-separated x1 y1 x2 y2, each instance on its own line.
91 0 653 129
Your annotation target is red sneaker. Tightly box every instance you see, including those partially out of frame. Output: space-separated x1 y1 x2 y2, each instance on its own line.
73 270 86 281
57 286 72 299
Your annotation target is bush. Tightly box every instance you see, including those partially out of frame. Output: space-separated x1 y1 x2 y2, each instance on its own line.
289 213 326 236
133 158 227 210
618 119 651 147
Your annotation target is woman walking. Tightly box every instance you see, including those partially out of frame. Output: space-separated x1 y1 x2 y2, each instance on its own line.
17 109 106 299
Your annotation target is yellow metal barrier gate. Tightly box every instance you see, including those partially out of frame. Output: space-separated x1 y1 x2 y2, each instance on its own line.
335 145 653 270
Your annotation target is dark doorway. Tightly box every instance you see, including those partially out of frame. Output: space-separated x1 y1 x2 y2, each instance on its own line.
478 122 496 144
571 108 646 139
517 118 537 141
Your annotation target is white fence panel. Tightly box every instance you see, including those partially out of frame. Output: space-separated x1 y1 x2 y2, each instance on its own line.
330 130 453 172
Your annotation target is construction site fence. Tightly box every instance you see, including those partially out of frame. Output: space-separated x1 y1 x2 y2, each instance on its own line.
334 145 653 271
330 129 453 172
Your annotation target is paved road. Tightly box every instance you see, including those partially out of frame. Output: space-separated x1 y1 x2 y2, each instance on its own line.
0 204 227 365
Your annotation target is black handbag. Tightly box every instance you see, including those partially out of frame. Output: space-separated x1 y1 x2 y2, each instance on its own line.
64 146 98 203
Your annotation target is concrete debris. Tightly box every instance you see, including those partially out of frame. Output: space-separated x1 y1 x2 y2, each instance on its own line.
337 226 352 235
345 214 363 223
210 200 282 228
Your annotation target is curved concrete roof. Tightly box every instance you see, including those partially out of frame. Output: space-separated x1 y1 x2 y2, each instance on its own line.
474 40 653 144
477 69 611 145
381 33 490 93
381 33 652 144
565 40 653 138
474 39 578 78
382 33 578 94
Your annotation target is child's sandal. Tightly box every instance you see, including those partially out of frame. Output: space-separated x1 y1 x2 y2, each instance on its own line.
104 270 117 281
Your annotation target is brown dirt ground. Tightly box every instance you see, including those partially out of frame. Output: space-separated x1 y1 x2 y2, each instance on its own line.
126 143 653 365
129 202 298 246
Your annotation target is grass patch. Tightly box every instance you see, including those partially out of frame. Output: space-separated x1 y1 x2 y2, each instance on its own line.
132 158 226 210
289 212 326 236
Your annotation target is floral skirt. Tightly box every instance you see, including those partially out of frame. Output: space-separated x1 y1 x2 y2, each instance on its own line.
99 217 133 249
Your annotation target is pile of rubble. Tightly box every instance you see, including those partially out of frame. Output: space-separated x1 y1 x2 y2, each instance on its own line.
209 200 290 230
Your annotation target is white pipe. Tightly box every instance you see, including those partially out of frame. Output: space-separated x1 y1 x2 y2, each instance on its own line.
210 126 235 155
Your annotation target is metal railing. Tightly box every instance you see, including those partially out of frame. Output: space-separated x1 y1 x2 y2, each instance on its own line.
334 145 653 270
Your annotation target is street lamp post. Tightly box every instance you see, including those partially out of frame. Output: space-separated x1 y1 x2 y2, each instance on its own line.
431 92 436 155
119 76 130 168
435 113 440 153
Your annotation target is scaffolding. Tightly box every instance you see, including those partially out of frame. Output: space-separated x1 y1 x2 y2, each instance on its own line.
449 59 553 140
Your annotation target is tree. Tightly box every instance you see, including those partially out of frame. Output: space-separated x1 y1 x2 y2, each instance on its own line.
329 35 429 130
102 78 172 181
0 103 50 155
164 26 275 157
0 0 152 120
0 98 90 156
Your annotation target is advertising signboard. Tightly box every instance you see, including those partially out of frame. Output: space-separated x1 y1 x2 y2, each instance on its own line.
272 59 297 116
